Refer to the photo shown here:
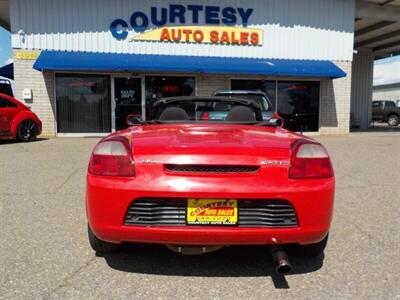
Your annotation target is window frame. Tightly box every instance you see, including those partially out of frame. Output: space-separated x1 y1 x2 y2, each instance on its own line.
0 97 17 108
372 101 381 108
385 101 395 108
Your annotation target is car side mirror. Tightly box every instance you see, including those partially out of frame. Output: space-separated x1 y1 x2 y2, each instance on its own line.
127 114 142 126
271 112 284 128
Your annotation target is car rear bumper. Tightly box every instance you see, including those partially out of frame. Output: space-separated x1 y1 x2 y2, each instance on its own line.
90 223 330 245
86 173 334 246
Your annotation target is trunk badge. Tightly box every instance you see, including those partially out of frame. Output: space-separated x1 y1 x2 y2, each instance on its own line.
139 159 159 164
260 160 289 165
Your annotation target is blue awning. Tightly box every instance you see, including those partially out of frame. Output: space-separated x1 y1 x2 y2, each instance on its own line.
0 63 14 80
33 51 346 79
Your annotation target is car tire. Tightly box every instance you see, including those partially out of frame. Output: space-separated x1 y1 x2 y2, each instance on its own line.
17 120 38 142
299 234 329 257
387 115 399 127
88 224 121 254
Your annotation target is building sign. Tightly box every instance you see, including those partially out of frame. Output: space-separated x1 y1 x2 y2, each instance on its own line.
15 51 40 60
120 90 135 99
133 26 262 46
110 4 260 46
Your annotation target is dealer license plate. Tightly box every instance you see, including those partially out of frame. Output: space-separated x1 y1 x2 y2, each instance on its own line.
187 199 238 225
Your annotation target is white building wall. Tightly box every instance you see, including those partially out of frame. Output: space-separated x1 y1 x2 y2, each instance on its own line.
373 85 400 101
10 0 355 61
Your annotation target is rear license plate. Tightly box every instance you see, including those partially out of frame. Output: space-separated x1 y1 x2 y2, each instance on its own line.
187 199 238 225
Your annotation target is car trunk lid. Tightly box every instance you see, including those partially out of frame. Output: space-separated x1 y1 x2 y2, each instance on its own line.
129 124 296 165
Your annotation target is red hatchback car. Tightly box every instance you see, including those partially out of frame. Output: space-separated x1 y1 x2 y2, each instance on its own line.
86 96 334 274
0 93 42 142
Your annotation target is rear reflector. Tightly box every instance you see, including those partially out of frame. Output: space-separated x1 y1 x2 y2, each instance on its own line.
200 111 209 120
88 139 135 177
289 142 333 179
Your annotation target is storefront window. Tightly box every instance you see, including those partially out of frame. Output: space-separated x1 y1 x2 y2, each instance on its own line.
145 76 195 119
277 81 320 132
231 79 276 111
56 74 111 133
231 79 320 132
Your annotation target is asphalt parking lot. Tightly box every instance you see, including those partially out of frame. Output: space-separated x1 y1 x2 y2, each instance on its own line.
1 133 399 299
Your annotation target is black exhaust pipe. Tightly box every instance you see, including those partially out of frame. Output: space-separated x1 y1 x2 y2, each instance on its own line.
271 246 292 274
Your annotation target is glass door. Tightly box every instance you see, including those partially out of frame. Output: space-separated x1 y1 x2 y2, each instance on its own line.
277 81 320 132
114 77 143 131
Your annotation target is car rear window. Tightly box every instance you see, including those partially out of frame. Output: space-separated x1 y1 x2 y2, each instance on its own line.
215 94 272 112
0 80 14 97
0 97 17 108
385 101 395 107
153 99 260 123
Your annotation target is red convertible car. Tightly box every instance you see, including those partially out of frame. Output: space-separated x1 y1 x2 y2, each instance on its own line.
0 93 42 142
86 96 334 274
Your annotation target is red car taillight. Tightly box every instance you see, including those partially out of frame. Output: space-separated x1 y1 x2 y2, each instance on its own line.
88 138 135 177
289 141 333 179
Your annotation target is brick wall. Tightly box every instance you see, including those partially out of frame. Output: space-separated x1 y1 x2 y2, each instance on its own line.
319 61 352 134
197 74 230 96
13 50 56 136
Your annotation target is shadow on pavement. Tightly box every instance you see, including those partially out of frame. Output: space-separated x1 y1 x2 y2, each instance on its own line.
352 128 400 133
101 244 324 289
351 123 400 133
0 137 49 145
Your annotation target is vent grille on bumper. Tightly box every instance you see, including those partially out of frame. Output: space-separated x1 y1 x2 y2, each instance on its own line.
124 198 297 227
165 164 259 173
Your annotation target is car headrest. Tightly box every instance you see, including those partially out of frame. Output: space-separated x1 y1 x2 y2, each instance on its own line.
159 106 190 121
214 102 230 111
225 105 256 122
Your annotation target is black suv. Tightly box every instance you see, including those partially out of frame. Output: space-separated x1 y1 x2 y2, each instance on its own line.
372 100 400 127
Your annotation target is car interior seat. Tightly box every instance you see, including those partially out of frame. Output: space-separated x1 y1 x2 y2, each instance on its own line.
159 106 190 121
226 105 256 122
214 102 231 111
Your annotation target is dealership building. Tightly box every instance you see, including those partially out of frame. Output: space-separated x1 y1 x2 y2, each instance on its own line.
1 0 400 136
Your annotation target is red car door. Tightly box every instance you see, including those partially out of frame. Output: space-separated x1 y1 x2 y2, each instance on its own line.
0 96 19 135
